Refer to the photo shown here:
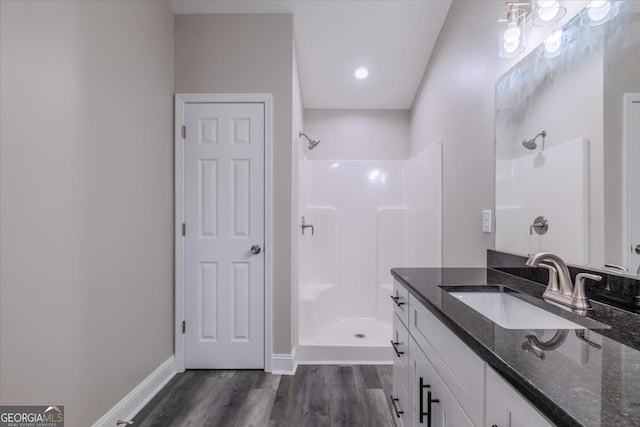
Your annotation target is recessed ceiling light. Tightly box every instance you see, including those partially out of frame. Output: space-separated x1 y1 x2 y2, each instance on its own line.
353 66 369 80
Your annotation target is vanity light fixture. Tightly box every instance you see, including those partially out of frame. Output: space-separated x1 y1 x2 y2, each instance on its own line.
498 0 570 59
583 0 619 26
353 66 369 80
532 0 566 26
498 2 528 58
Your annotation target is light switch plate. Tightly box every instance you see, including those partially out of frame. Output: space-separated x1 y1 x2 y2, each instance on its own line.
482 210 492 233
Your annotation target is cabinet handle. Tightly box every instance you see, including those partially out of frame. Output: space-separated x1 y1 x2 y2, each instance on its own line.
390 340 404 357
419 377 439 426
390 395 404 418
390 295 405 306
427 391 439 427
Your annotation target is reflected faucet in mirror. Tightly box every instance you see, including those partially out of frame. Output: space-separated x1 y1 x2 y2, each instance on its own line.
526 252 602 311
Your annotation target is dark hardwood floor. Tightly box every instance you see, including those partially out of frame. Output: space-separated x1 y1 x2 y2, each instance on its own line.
132 365 395 427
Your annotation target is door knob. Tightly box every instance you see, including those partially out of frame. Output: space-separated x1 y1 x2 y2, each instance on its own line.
635 244 640 255
251 244 261 255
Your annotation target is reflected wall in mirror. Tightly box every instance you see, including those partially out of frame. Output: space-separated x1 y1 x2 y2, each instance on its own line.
495 2 640 276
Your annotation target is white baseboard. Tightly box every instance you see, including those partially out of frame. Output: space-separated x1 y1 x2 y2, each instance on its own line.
92 356 176 427
271 347 298 375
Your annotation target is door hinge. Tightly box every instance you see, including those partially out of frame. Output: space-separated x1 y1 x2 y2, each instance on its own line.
182 223 186 236
182 320 186 334
181 125 186 139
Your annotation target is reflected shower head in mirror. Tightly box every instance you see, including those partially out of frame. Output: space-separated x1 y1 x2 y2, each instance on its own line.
522 130 547 150
299 131 320 150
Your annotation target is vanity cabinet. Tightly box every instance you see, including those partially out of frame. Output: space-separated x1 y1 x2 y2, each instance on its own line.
485 368 553 427
410 294 485 425
391 279 555 427
411 335 474 427
391 280 412 426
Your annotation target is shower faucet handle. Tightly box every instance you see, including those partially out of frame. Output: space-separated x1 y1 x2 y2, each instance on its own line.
529 216 549 235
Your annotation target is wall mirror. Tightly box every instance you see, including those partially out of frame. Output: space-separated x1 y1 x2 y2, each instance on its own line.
495 3 640 276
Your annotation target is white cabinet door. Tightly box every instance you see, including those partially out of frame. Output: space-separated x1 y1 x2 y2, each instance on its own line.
485 367 553 427
412 336 475 427
410 294 485 425
393 279 410 327
392 368 414 427
393 311 413 427
393 312 410 392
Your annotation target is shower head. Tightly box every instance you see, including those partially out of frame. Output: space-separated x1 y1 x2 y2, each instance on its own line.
299 131 320 150
522 130 547 150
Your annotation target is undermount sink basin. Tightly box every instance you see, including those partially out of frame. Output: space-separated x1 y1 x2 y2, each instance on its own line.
448 291 587 330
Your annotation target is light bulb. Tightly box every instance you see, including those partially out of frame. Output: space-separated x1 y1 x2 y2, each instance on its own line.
589 0 608 8
537 0 560 22
504 40 519 54
503 21 521 43
544 30 563 53
588 1 611 21
353 66 369 80
537 0 556 8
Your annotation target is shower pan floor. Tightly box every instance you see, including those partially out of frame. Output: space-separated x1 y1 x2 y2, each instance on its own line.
300 318 391 346
297 318 392 365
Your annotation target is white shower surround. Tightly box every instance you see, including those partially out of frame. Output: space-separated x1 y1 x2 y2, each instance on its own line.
496 137 590 265
297 142 442 364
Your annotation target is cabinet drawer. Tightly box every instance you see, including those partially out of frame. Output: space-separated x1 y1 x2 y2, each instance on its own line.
486 367 553 427
391 370 412 427
412 336 474 427
410 294 484 425
392 279 410 327
393 312 410 392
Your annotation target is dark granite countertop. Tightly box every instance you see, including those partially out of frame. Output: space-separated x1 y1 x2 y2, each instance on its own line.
391 267 640 427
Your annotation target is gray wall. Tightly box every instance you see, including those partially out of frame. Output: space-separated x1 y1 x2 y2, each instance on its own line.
292 43 304 349
410 0 502 267
304 109 410 160
0 1 175 425
174 14 295 355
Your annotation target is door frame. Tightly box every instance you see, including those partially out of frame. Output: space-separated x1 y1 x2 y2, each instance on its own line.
622 93 640 271
174 93 273 373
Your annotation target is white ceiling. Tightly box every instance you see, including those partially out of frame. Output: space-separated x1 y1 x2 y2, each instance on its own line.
168 0 452 110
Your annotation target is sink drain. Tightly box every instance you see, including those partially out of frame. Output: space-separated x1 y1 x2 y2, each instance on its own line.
354 333 366 339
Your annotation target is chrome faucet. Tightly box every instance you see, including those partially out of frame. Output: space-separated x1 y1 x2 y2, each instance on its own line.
526 252 573 297
526 252 602 311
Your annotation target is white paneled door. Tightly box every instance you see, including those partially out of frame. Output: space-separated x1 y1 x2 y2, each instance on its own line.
183 103 264 369
627 94 640 275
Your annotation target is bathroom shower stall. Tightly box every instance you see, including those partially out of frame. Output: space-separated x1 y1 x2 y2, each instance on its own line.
296 134 442 364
